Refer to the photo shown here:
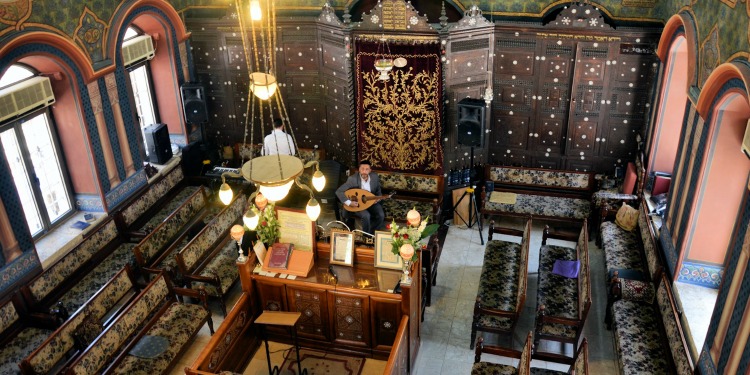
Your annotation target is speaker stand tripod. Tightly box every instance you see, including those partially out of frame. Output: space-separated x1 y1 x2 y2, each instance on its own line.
452 185 484 245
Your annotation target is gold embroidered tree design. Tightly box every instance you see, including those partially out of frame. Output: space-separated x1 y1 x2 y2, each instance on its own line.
359 64 441 171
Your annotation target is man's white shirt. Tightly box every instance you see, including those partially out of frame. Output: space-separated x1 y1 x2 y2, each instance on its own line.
262 129 296 155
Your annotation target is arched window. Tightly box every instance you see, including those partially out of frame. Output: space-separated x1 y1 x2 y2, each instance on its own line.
0 64 74 236
124 26 159 157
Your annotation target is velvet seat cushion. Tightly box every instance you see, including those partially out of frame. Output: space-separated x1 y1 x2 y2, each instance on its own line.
194 241 240 297
611 299 670 374
112 303 208 374
0 327 52 375
484 193 591 220
471 362 518 375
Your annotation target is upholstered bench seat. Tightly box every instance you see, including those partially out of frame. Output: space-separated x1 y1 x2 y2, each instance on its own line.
194 241 239 297
57 242 137 313
478 240 522 311
600 222 645 272
139 186 201 230
471 362 517 375
612 299 670 374
485 192 591 220
592 190 637 208
382 199 436 223
537 244 578 320
0 327 51 375
112 302 209 374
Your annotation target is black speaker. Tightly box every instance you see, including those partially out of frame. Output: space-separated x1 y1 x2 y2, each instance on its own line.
144 123 172 164
180 83 208 124
457 98 486 147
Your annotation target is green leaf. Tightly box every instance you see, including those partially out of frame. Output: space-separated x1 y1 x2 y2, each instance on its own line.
419 224 440 240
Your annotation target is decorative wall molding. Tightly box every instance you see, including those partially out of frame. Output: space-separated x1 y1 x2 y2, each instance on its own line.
104 168 147 210
677 261 724 288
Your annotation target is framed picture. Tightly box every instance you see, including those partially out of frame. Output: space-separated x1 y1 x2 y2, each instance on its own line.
330 229 354 266
374 231 403 270
276 207 316 252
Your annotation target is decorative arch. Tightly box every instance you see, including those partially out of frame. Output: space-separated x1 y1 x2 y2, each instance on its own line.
0 31 96 82
696 61 750 118
657 10 699 90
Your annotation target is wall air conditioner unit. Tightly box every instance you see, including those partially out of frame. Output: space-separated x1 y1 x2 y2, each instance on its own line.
122 34 155 67
0 76 55 124
742 119 750 159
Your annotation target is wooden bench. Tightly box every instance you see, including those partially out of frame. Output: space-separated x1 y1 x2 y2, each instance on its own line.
472 331 590 375
375 170 443 224
19 266 141 375
0 295 62 375
534 220 591 351
21 218 142 322
470 218 531 349
481 165 595 222
609 273 693 374
176 194 248 316
65 273 213 375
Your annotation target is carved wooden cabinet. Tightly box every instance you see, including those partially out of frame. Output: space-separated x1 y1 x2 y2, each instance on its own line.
330 290 370 347
287 284 330 341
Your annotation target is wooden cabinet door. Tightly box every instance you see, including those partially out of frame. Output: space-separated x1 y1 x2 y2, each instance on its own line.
329 290 370 347
287 285 330 341
256 280 287 312
369 297 401 352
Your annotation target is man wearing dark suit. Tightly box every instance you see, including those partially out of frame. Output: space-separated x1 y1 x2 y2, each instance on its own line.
335 160 384 235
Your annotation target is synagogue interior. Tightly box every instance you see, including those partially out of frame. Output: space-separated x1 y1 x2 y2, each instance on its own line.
0 0 749 374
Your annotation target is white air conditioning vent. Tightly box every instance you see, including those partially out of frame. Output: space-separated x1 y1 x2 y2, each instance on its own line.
122 34 155 67
742 119 750 159
0 76 55 124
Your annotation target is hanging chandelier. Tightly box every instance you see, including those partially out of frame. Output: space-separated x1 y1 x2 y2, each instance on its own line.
219 0 325 226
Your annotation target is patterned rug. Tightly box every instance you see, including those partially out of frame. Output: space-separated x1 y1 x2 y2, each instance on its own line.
279 348 364 375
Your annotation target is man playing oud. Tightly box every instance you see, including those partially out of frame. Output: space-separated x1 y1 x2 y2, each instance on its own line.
335 160 384 235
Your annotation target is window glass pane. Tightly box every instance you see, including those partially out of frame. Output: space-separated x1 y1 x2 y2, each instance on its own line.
1 129 43 234
0 65 34 89
124 27 138 41
129 65 157 154
21 114 71 223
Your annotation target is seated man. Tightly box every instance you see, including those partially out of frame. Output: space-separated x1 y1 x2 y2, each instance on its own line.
262 118 296 156
335 160 384 235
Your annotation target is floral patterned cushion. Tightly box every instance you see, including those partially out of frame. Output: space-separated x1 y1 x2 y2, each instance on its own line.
0 327 52 375
138 186 200 231
476 315 513 331
0 300 18 334
484 193 591 220
539 322 576 339
657 281 693 375
638 207 660 280
122 166 184 227
381 199 435 223
621 279 655 304
477 240 522 312
538 244 578 319
57 243 136 313
592 191 637 208
471 362 518 375
193 241 240 297
378 173 441 194
600 222 645 274
489 167 591 190
112 303 208 374
530 368 566 375
611 300 670 374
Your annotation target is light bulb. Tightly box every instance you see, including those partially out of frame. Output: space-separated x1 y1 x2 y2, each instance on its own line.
250 0 262 21
243 209 259 230
259 180 294 202
219 183 233 205
312 170 326 192
306 198 321 221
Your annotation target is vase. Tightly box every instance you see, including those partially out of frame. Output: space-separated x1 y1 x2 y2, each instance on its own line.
401 259 413 285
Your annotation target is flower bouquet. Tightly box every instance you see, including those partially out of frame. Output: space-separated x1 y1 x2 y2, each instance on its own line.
247 202 280 246
387 208 439 262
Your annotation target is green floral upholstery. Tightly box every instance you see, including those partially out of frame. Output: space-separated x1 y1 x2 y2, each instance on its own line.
121 166 184 227
472 362 518 375
135 187 206 266
139 186 200 231
26 269 136 374
57 243 136 313
378 172 441 194
0 327 51 375
599 222 645 274
381 199 435 223
489 167 591 190
484 192 591 220
0 299 18 334
657 280 693 375
111 302 209 374
70 276 170 375
612 299 670 374
179 195 247 273
192 241 240 297
28 219 118 303
537 244 578 320
638 207 661 280
592 191 637 208
478 240 522 313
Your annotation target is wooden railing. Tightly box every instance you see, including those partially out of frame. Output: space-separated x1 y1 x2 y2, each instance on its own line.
384 316 409 375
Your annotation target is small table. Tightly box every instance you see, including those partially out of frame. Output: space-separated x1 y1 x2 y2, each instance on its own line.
255 311 307 375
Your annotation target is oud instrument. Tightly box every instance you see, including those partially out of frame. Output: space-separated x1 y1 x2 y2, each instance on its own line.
343 189 395 212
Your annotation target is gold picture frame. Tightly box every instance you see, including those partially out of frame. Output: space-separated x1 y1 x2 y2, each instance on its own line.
374 231 403 270
330 229 355 266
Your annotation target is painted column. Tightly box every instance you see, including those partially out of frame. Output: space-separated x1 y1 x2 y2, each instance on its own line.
105 74 136 177
87 81 120 187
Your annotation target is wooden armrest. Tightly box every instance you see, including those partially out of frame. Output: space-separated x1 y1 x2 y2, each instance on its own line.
532 351 575 365
184 273 220 285
478 344 522 359
174 287 210 307
542 225 578 243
